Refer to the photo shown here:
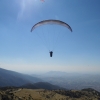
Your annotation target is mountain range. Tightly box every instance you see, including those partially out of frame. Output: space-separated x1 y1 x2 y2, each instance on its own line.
31 71 100 92
0 68 100 92
0 68 42 87
0 68 64 90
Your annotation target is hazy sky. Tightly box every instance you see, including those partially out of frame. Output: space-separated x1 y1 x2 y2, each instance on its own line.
0 0 100 73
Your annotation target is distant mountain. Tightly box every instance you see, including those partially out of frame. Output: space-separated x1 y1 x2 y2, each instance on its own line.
19 83 39 89
0 68 43 87
20 82 66 90
31 71 100 92
31 71 69 77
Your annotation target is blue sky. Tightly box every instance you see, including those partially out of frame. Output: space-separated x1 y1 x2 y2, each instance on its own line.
0 0 100 73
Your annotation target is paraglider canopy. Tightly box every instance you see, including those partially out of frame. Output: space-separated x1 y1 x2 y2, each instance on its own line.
31 19 72 32
31 19 72 57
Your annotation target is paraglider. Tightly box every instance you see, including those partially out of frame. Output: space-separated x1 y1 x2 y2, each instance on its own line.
49 51 53 57
31 19 72 57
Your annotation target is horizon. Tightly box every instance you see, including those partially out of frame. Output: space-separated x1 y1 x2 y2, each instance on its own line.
0 67 100 75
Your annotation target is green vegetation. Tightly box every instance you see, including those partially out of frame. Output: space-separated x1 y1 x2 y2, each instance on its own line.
0 88 100 100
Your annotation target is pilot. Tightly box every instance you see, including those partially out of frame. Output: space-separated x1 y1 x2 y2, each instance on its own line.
49 51 53 57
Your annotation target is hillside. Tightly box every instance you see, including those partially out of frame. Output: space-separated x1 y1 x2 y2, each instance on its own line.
0 68 43 87
20 82 65 90
0 88 100 100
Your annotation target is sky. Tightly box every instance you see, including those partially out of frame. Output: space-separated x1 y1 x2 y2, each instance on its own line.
0 0 100 74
